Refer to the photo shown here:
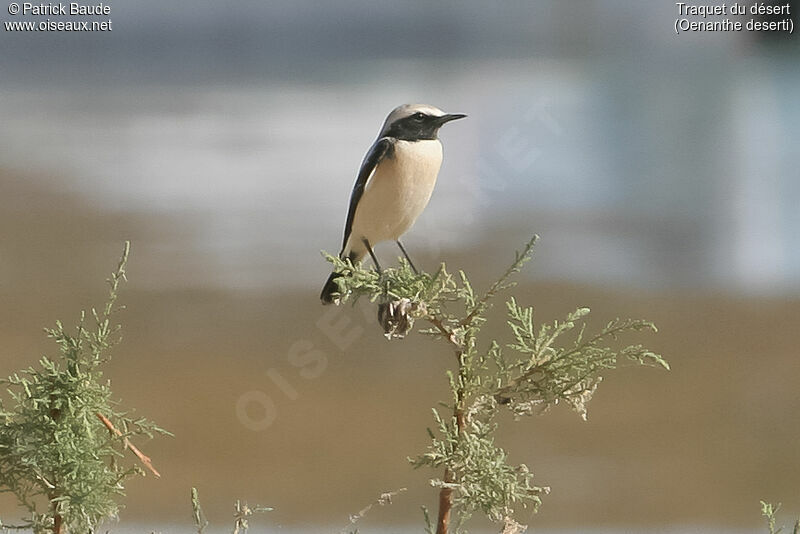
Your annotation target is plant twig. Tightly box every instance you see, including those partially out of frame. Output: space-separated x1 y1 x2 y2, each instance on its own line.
340 488 407 533
96 413 161 478
435 470 455 534
232 499 272 534
191 488 208 534
460 235 537 329
51 509 62 534
0 523 34 531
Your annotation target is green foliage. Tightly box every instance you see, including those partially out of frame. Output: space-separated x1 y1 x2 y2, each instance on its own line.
762 501 800 534
0 243 169 533
411 408 546 523
498 298 668 420
325 235 667 531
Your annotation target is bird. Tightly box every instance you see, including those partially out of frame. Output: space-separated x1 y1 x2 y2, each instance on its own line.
320 103 466 305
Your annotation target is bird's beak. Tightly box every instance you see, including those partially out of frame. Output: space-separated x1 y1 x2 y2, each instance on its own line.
436 113 467 125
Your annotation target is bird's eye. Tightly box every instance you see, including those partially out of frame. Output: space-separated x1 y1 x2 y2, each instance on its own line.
413 112 426 121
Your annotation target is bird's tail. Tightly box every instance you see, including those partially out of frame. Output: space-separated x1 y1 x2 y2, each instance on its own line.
320 271 342 305
320 247 366 305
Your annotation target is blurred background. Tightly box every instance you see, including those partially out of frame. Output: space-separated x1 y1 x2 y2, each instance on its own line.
1 1 798 532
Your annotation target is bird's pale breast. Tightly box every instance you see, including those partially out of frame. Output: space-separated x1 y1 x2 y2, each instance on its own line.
350 139 443 247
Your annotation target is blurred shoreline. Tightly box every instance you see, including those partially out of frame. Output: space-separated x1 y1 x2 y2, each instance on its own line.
2 53 799 297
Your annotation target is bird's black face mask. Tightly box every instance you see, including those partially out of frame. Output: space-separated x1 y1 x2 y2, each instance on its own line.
384 112 466 141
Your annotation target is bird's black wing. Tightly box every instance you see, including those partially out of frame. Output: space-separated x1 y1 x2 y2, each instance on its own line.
340 137 395 253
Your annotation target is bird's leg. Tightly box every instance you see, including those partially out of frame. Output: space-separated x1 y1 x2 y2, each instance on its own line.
362 238 381 273
396 240 419 274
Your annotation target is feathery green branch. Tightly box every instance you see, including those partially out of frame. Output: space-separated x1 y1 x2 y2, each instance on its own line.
324 234 667 532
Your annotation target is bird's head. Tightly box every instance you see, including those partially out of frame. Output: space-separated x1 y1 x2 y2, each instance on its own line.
379 104 466 141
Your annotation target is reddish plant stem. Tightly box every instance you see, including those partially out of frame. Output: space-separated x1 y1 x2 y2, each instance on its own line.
435 343 467 534
435 406 466 534
96 413 161 478
48 402 63 534
51 507 63 534
435 470 454 534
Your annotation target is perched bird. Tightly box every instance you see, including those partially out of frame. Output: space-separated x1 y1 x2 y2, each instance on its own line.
320 103 466 304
